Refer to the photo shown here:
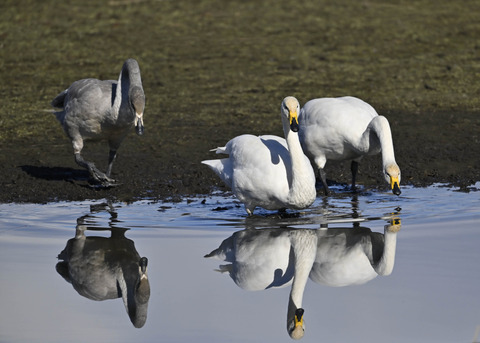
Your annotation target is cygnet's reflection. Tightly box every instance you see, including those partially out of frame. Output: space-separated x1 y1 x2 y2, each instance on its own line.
56 204 150 328
205 218 401 339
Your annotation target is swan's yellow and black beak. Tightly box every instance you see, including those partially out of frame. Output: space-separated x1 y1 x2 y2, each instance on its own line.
290 111 299 132
289 308 305 339
390 176 401 196
294 308 304 328
386 218 402 233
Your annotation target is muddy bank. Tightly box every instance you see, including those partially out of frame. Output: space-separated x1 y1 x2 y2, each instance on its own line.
1 0 479 203
2 106 479 204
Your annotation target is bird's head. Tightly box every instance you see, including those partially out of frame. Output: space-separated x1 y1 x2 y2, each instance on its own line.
130 86 145 136
281 96 301 133
287 308 305 340
384 163 401 195
135 257 150 308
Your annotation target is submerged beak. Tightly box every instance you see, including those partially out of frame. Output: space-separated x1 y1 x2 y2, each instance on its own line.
390 176 401 196
290 110 299 132
135 113 144 136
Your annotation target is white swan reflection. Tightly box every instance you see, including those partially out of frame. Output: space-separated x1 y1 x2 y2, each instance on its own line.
205 219 401 339
56 205 150 328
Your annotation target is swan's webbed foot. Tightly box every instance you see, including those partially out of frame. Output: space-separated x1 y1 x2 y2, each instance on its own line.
75 153 119 188
323 186 331 196
88 166 120 187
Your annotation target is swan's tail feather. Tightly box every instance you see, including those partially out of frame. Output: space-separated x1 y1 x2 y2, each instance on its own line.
204 248 223 259
201 158 233 188
209 146 228 154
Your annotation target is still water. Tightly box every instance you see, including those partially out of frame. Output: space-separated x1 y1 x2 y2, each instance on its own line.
0 184 479 343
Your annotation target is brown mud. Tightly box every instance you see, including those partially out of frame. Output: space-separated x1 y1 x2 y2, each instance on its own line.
1 0 479 203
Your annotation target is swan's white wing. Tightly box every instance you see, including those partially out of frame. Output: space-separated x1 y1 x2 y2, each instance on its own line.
309 229 378 286
205 229 294 291
225 134 292 210
300 97 377 160
203 97 316 213
203 134 292 210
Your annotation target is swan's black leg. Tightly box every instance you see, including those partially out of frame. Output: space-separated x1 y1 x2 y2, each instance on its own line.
75 153 115 186
106 149 117 177
351 161 359 191
319 168 330 195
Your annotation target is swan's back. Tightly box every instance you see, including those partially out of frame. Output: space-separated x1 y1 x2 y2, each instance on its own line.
299 96 380 162
301 97 377 135
205 228 294 291
309 229 383 287
202 134 292 210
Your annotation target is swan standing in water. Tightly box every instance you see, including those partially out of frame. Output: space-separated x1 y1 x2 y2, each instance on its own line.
202 97 316 215
51 58 145 186
298 96 401 195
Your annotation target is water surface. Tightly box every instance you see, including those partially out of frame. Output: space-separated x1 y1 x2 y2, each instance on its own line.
0 184 479 343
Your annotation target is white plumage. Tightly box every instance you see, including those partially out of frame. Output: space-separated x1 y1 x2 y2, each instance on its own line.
202 97 316 215
205 221 401 339
310 222 401 287
205 228 318 340
299 96 401 195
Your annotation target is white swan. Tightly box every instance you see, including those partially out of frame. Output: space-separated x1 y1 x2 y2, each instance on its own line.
51 58 145 186
204 228 294 291
202 97 317 215
310 220 401 287
205 228 318 340
205 221 400 339
298 96 401 195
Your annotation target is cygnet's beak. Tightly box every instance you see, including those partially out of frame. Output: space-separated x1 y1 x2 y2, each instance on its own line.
290 111 299 132
135 113 144 136
139 257 148 277
390 176 401 196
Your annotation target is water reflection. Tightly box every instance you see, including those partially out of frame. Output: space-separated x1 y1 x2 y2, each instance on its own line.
205 217 401 339
56 203 150 328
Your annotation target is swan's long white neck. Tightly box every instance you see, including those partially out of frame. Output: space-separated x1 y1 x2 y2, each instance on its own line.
283 120 316 207
372 224 399 275
362 116 397 167
287 230 317 320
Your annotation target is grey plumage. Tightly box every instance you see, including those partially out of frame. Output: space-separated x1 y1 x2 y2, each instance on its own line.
56 221 151 328
51 58 145 186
